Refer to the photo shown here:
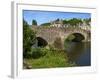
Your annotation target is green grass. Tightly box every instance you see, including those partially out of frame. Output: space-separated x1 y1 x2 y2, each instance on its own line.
23 49 76 69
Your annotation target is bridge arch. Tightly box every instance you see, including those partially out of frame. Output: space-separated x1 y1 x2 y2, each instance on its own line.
67 33 85 42
63 31 87 43
36 37 48 47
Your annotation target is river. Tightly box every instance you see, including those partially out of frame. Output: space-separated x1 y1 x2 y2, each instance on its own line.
65 42 91 66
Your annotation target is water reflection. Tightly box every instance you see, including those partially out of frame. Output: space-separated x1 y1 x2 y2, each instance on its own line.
65 42 91 66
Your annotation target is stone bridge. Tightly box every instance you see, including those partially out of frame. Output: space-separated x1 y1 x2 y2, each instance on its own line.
32 26 90 49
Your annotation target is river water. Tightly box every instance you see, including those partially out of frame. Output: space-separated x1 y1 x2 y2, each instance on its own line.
65 42 91 66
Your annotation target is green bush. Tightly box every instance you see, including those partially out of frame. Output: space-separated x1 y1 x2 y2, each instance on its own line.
23 51 32 59
32 48 47 59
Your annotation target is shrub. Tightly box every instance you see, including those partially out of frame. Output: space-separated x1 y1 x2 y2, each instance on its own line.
32 48 47 59
23 51 32 59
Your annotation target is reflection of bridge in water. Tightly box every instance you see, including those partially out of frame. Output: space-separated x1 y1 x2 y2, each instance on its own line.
32 26 91 49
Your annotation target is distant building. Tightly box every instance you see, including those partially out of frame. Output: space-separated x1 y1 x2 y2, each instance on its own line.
50 19 91 31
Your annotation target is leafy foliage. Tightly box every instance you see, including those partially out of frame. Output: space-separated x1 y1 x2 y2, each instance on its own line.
32 48 47 59
63 20 69 24
41 22 51 26
63 18 83 26
32 19 37 25
55 18 60 21
23 19 36 58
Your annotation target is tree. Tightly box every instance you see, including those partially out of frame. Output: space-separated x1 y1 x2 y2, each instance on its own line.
41 22 51 26
56 18 60 21
62 18 83 27
23 19 36 58
63 20 69 24
68 18 82 26
32 19 37 25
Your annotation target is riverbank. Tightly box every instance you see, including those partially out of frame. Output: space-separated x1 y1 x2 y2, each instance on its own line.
23 49 76 69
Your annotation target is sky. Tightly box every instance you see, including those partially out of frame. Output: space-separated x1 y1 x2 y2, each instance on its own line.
23 10 91 25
